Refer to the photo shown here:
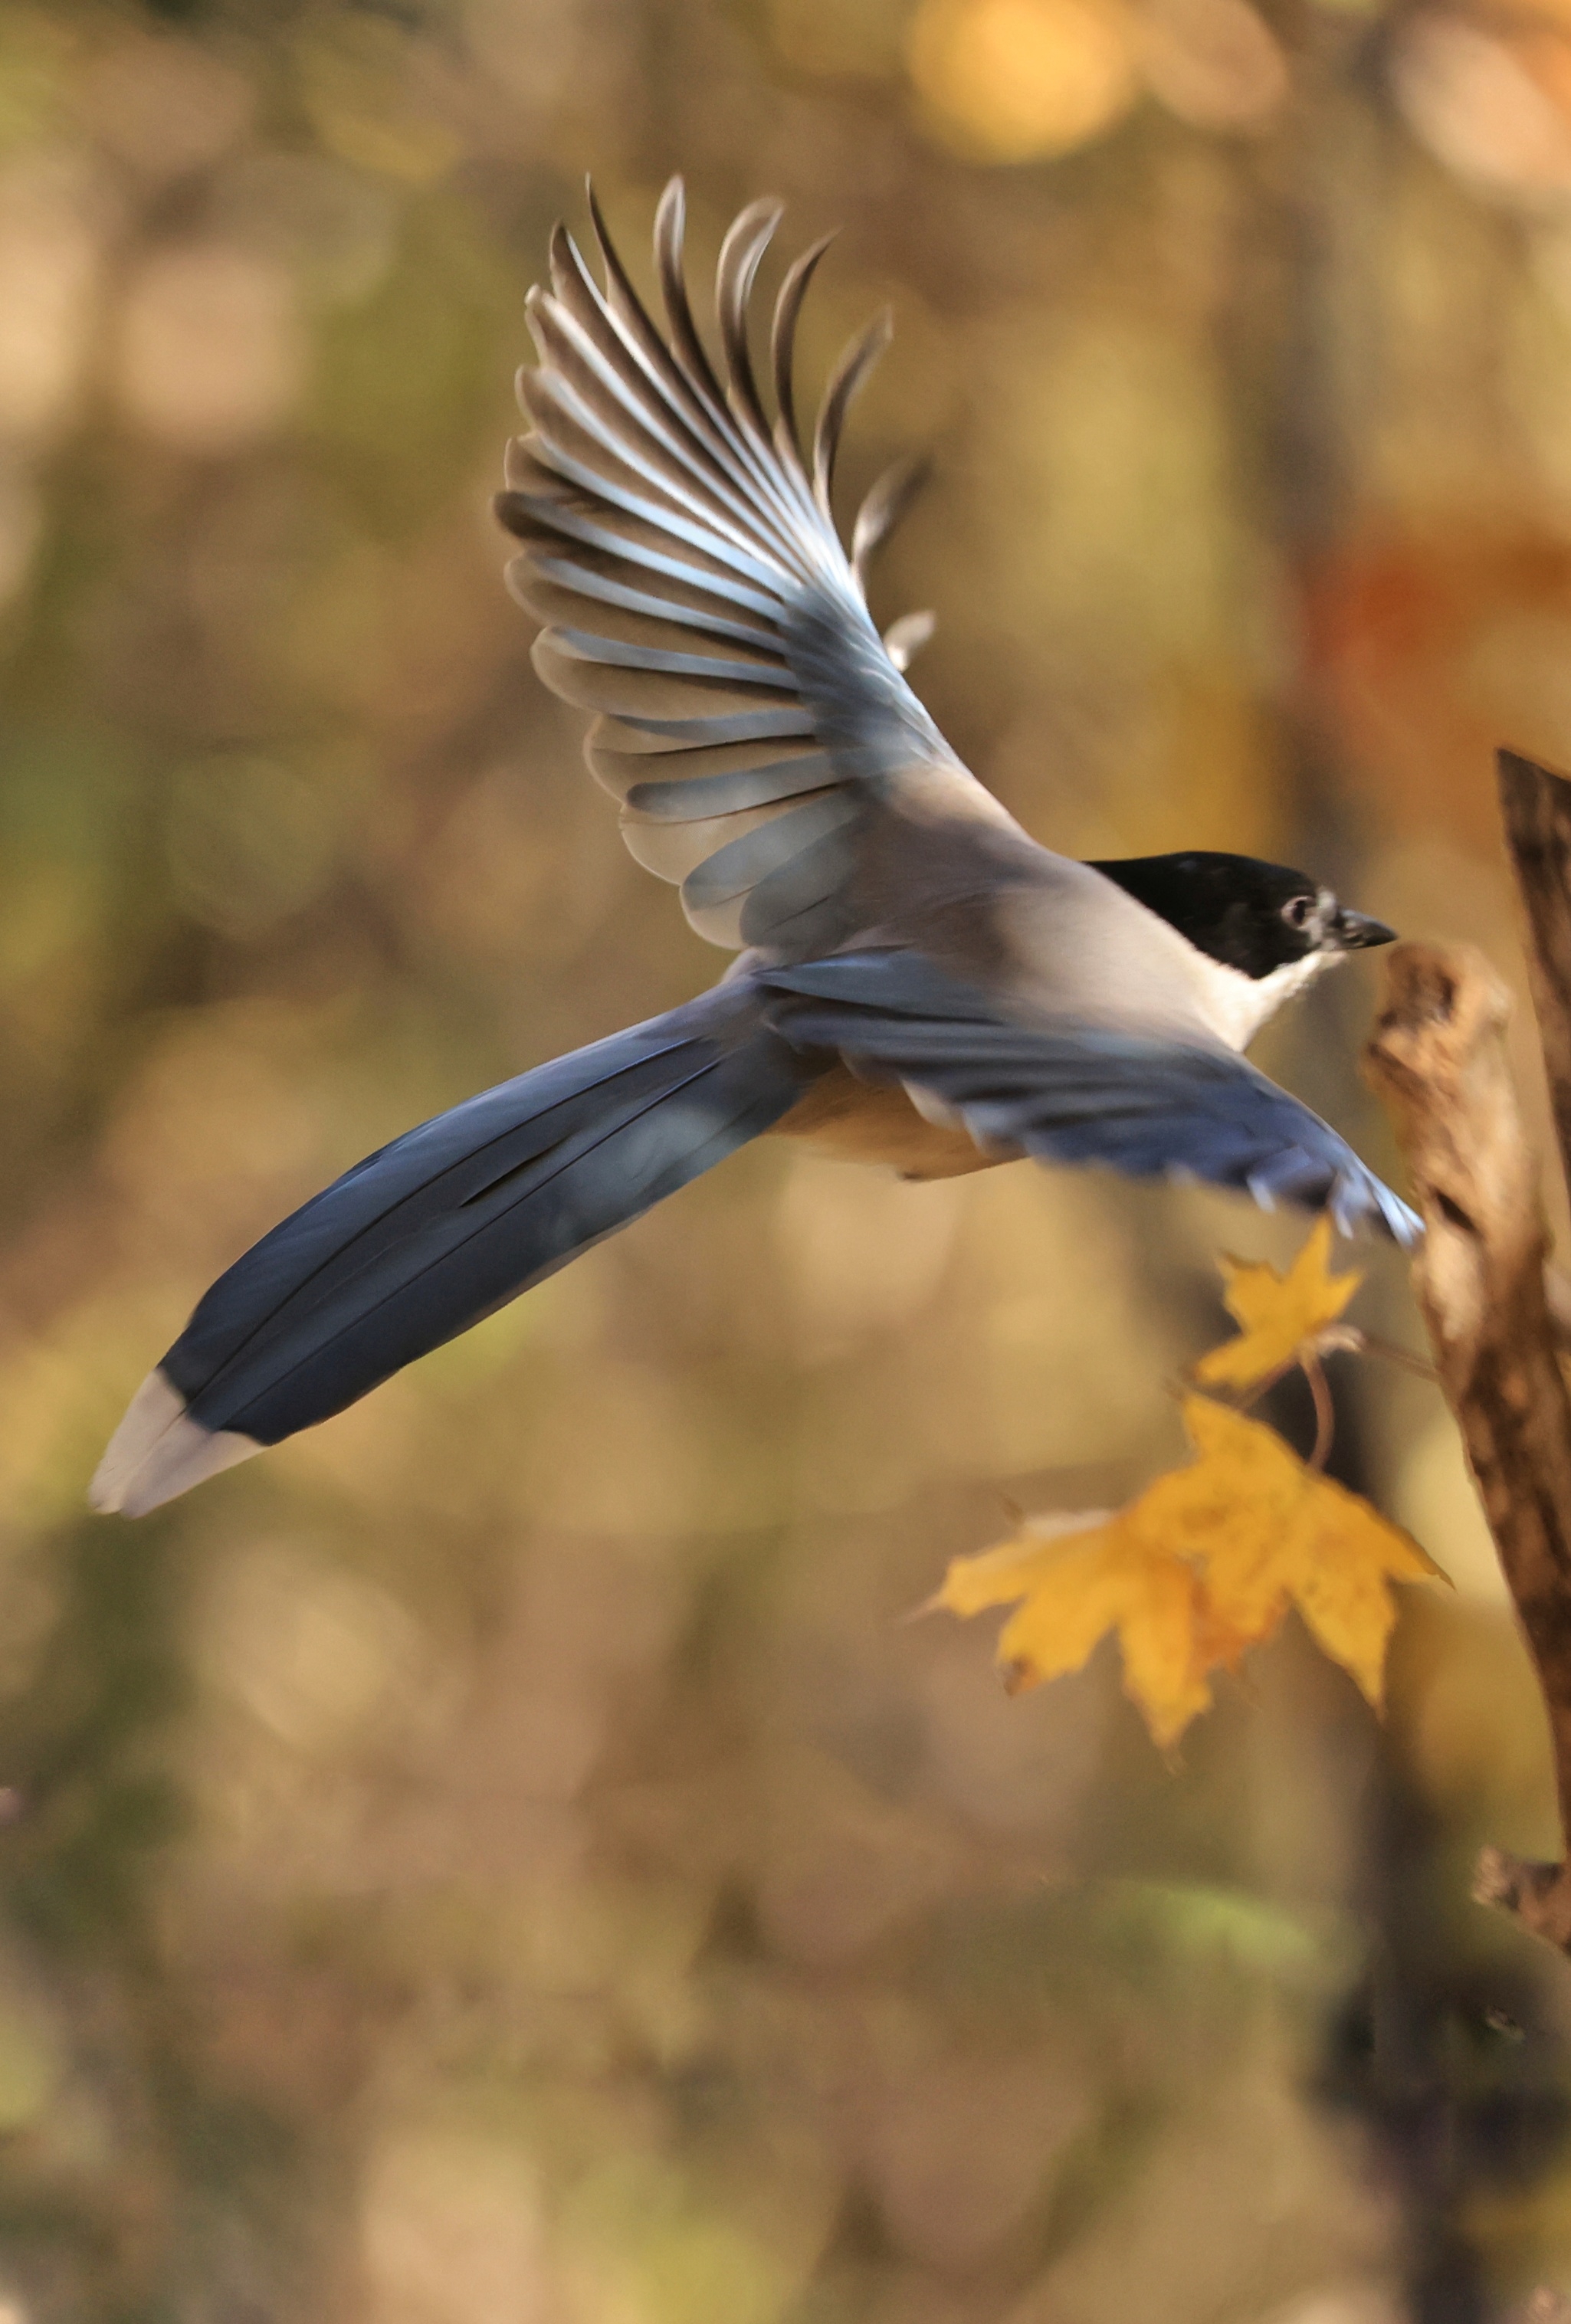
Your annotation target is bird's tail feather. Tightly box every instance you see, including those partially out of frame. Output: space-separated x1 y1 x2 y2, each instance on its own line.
92 983 813 1516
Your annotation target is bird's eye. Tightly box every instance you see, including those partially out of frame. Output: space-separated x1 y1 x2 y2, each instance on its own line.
1282 895 1315 929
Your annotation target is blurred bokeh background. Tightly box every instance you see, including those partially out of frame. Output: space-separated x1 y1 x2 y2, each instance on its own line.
5 0 1571 2318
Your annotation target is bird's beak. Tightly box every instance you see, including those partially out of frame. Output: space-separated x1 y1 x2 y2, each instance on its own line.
1328 906 1397 951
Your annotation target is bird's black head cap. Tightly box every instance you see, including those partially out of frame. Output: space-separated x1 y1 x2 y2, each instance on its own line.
1087 851 1396 979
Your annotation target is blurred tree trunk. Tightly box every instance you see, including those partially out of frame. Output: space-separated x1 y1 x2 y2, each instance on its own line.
1213 26 1499 2315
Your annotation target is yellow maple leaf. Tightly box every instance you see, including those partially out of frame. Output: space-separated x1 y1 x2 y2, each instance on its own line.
1192 1218 1361 1390
1149 1396 1447 1707
930 1513 1218 1748
930 1391 1446 1745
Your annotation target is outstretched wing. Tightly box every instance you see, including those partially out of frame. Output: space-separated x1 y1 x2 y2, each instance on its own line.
756 953 1422 1243
498 179 1022 955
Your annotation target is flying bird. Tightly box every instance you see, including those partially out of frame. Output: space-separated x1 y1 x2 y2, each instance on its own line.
91 180 1416 1519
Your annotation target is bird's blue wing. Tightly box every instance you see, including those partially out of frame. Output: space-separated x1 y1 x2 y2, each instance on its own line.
757 952 1420 1244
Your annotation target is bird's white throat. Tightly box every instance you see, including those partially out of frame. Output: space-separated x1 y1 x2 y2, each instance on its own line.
1187 948 1339 1052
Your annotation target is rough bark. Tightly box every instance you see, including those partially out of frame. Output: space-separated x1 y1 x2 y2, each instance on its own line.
1363 752 1571 1950
1500 749 1571 1182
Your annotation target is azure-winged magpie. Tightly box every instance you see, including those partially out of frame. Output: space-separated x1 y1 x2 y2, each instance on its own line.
91 181 1416 1518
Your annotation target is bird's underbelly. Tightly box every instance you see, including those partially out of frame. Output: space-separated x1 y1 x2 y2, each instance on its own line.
769 1065 1005 1179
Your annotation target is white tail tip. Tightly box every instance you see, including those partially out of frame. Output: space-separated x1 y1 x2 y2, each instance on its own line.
90 1369 261 1517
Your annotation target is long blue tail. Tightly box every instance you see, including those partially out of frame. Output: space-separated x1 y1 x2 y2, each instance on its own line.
92 982 815 1514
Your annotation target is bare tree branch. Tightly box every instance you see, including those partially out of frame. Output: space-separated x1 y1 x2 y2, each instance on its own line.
1365 924 1571 1950
1500 750 1571 1192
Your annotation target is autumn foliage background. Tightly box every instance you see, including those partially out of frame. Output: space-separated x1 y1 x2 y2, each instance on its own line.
6 0 1571 2318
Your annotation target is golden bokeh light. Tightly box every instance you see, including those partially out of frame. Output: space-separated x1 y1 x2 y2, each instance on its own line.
907 0 1140 162
0 156 100 442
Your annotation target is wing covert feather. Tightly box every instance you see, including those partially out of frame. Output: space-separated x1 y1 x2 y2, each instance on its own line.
755 952 1422 1243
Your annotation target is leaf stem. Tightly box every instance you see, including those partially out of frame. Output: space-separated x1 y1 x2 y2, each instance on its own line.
1357 1331 1440 1384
